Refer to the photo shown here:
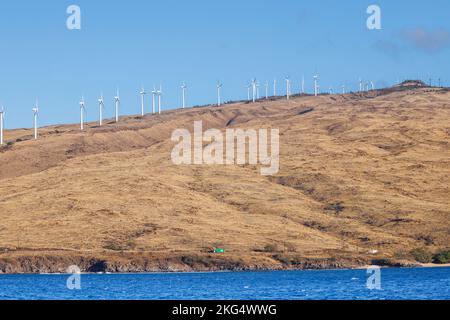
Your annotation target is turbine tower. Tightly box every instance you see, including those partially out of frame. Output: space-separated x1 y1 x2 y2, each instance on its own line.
152 85 157 114
301 76 305 94
285 77 291 100
98 93 105 126
140 86 146 117
265 81 269 100
273 79 277 97
0 106 4 145
157 84 162 114
251 79 257 103
246 83 251 101
181 82 187 109
342 85 346 94
79 96 86 131
370 81 375 91
256 81 260 100
32 100 39 140
217 82 223 106
314 75 319 96
359 79 363 92
114 90 120 123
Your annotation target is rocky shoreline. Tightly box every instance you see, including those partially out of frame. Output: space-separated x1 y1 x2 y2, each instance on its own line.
0 252 422 274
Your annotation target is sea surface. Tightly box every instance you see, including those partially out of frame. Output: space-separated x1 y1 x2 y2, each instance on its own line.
0 267 449 300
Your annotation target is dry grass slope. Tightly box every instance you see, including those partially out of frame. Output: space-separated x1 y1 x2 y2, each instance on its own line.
0 85 449 273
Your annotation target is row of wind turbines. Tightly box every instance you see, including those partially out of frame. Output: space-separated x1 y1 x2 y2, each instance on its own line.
0 75 377 145
244 75 375 101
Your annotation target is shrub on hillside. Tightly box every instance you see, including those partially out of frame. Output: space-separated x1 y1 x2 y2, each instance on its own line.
433 250 450 264
263 244 279 253
410 248 433 263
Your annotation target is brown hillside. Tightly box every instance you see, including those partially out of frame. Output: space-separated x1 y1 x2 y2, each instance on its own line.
0 86 449 273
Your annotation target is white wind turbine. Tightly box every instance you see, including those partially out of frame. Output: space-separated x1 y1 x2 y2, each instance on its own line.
181 82 187 109
246 83 251 101
265 81 269 99
342 85 346 94
114 90 120 123
157 84 162 114
370 81 375 91
32 100 39 140
79 96 86 131
152 85 157 114
301 76 305 94
0 105 4 145
273 79 277 97
98 93 105 126
329 87 333 95
359 79 363 92
256 81 260 100
314 75 319 96
217 82 223 106
140 86 146 117
251 79 257 102
285 77 291 100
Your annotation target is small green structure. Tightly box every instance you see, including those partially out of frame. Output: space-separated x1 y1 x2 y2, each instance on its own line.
214 248 225 253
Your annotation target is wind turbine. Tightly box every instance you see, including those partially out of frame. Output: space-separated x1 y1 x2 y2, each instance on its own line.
140 86 146 117
181 82 187 109
32 100 39 140
251 79 257 103
0 105 4 145
314 75 319 96
114 89 120 123
98 93 105 126
256 81 260 100
79 96 86 131
301 76 305 94
342 85 346 94
217 82 223 106
359 79 363 92
329 87 333 95
370 81 375 91
157 84 162 114
265 81 269 99
246 83 251 101
273 79 277 97
152 85 157 114
285 77 291 100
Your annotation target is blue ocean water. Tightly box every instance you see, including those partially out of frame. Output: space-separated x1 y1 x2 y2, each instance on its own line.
0 267 449 300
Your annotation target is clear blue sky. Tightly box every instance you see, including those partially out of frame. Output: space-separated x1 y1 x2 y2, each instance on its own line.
0 0 449 129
